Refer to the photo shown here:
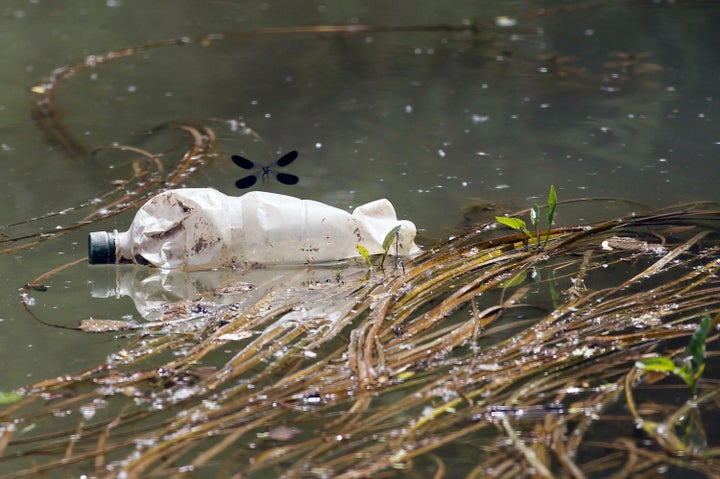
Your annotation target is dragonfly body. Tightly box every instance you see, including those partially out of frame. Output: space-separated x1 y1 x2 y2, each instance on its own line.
232 150 299 189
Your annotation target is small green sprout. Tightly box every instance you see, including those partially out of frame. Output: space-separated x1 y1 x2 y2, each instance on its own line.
380 225 401 270
382 225 401 253
495 185 557 250
356 244 372 268
636 315 713 395
356 225 402 271
545 184 557 246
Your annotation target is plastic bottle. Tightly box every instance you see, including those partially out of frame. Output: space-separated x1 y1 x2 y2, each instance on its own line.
88 188 421 269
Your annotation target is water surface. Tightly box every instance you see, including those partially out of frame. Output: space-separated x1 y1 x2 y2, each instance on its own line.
0 0 719 464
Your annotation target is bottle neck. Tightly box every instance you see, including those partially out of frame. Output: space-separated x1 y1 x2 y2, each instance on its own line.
115 230 135 264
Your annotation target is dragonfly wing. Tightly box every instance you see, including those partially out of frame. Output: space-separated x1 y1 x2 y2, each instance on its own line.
235 174 258 189
276 150 298 167
231 155 256 169
275 172 299 185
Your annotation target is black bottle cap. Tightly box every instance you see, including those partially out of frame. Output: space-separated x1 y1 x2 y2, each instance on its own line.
88 231 117 264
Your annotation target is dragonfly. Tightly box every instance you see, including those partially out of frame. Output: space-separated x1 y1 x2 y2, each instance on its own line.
231 150 299 189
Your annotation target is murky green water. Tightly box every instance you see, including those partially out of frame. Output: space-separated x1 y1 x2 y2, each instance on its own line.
1 0 719 474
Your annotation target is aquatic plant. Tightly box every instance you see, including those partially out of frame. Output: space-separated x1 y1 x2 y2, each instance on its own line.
637 314 713 395
495 184 557 249
380 224 402 270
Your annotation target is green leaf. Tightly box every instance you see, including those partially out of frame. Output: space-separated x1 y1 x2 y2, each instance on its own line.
636 356 676 373
380 225 402 270
544 185 558 247
677 361 695 388
693 363 706 386
546 185 557 226
690 315 711 370
684 315 713 393
495 216 527 232
499 270 527 289
0 391 22 404
356 245 372 267
382 225 401 253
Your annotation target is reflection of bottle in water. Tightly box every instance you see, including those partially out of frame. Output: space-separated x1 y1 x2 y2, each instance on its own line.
89 266 258 320
89 264 366 322
88 188 421 269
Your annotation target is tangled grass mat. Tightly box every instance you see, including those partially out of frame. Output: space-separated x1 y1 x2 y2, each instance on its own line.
3 203 720 478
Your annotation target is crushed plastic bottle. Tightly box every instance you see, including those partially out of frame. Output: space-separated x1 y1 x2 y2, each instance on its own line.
88 188 421 269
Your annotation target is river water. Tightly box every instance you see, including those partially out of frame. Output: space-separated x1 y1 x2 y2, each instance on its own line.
0 0 719 458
